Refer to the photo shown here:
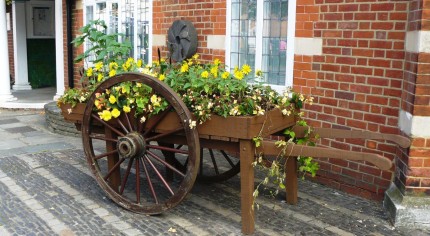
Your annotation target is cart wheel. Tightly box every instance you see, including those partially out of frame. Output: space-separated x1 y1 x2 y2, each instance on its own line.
171 146 240 183
82 73 200 215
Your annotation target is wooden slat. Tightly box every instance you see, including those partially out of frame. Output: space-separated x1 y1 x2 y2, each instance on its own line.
285 157 298 204
240 140 255 234
258 141 392 170
292 126 411 148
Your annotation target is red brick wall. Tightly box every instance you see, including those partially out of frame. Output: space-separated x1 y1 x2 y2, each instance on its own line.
6 5 14 84
152 0 226 63
296 0 410 200
67 1 84 89
65 0 429 199
397 0 430 196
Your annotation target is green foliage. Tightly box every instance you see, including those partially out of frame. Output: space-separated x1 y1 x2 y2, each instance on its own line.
252 119 320 208
72 20 132 65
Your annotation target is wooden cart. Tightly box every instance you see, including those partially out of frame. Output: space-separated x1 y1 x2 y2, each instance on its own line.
59 73 410 234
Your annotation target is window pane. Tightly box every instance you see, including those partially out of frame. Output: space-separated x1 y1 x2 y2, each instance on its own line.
86 6 93 24
121 1 135 57
262 0 288 85
137 0 150 63
230 1 256 71
109 3 119 34
96 2 107 25
85 5 95 62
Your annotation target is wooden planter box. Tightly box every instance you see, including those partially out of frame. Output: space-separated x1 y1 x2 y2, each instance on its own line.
58 102 296 140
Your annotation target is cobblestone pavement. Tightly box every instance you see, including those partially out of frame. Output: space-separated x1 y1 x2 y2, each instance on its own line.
0 109 429 236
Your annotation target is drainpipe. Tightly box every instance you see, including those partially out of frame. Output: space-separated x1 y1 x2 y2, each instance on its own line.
66 0 74 88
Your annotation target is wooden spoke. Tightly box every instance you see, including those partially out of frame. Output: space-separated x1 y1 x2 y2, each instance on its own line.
91 113 125 137
221 150 235 168
119 159 134 195
146 127 184 142
89 134 118 143
209 149 220 175
95 149 118 160
124 112 134 132
147 144 189 155
116 118 129 134
142 105 173 135
147 150 185 177
144 155 175 196
141 157 159 204
199 148 204 176
135 157 141 204
103 157 126 181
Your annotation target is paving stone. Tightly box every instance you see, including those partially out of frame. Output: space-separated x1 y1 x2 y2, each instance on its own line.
0 110 429 235
0 118 20 125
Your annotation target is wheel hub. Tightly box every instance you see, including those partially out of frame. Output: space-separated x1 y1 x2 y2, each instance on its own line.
117 132 146 159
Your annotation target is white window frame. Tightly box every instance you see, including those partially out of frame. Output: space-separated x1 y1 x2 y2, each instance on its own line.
82 0 152 64
226 0 296 92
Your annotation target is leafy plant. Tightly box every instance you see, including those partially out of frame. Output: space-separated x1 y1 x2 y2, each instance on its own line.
71 20 132 66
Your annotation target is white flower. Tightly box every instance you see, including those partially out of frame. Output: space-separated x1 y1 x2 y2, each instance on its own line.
140 116 146 123
281 97 287 104
282 109 288 115
188 119 196 129
207 102 213 109
78 96 86 102
67 108 72 114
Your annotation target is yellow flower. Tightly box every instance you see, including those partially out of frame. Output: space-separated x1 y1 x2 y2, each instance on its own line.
241 64 252 75
86 67 93 77
136 82 142 87
213 58 221 66
97 73 103 82
180 63 189 73
99 110 112 121
95 62 103 71
233 66 239 73
158 74 165 81
109 95 117 104
256 69 263 77
192 54 199 60
109 62 118 70
111 108 121 118
234 70 244 80
123 106 131 113
150 94 160 107
201 71 209 78
95 99 103 109
109 69 116 77
137 59 143 68
210 66 218 77
221 71 230 79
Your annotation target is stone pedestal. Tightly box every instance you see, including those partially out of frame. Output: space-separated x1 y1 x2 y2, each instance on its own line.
384 183 430 228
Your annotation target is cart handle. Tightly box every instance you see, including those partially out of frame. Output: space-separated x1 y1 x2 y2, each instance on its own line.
258 141 392 171
292 126 411 149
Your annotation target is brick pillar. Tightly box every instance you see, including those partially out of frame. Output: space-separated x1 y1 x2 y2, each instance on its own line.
384 0 430 228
